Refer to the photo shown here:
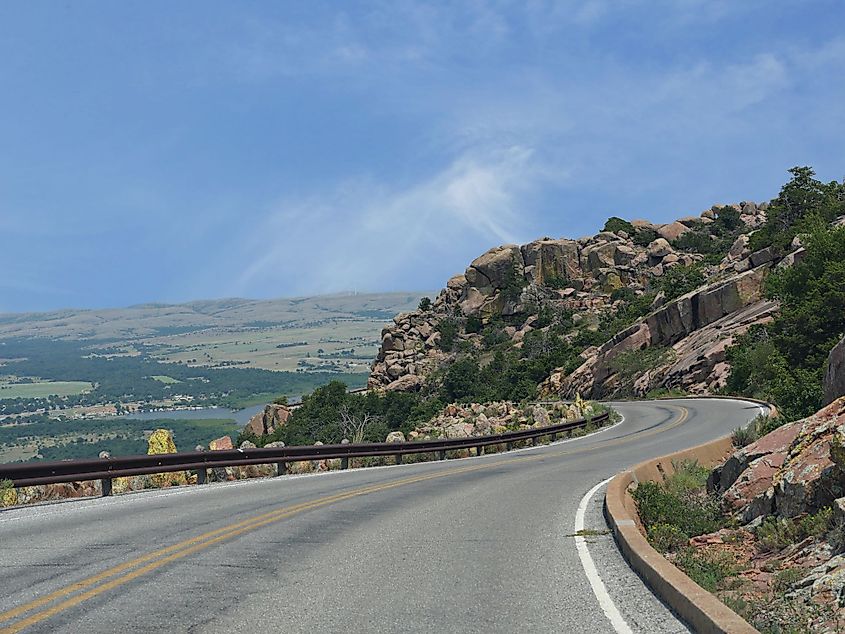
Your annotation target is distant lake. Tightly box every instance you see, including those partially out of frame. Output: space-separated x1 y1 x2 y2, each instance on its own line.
123 403 267 426
120 393 309 426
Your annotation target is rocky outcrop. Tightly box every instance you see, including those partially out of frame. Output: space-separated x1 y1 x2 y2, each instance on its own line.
243 403 291 437
369 200 770 392
824 336 845 405
368 310 449 391
713 398 845 522
541 265 777 398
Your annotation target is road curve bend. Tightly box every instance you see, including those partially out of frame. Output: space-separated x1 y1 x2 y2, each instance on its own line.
0 398 763 633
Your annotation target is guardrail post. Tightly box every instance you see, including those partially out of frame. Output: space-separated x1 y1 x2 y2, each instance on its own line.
437 450 446 461
276 461 288 476
341 439 350 470
194 445 207 485
99 450 113 496
395 453 403 465
476 445 483 457
506 441 513 452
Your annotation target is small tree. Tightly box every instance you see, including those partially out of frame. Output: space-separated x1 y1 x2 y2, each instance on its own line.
273 395 289 406
437 318 459 351
603 216 635 235
465 315 483 334
418 297 432 312
339 404 379 444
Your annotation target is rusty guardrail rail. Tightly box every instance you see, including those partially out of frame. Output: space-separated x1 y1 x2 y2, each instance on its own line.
0 412 608 496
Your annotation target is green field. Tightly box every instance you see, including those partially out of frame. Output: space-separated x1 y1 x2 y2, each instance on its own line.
0 381 94 400
150 375 181 384
0 415 241 462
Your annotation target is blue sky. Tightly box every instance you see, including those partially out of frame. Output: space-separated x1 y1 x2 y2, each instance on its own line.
1 1 844 313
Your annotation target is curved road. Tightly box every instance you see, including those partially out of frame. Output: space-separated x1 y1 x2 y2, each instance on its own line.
0 398 764 633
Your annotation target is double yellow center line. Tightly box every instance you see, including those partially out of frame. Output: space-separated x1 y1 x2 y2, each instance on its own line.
0 406 687 633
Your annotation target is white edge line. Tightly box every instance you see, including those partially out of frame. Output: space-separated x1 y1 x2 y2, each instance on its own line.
574 475 634 634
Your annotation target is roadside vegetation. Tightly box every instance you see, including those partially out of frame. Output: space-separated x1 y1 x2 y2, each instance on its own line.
633 459 841 632
239 377 618 447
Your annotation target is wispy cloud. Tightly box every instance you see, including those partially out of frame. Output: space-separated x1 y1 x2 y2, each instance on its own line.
234 145 550 295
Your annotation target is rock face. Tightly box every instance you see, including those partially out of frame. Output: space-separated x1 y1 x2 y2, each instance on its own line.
369 200 771 394
824 336 845 405
541 265 778 398
244 403 291 437
712 397 845 522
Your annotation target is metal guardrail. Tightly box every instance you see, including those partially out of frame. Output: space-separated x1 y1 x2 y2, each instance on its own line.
0 412 608 495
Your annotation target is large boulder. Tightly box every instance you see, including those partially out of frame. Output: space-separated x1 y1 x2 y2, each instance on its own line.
465 244 524 290
209 435 233 451
657 221 691 242
647 238 673 261
147 429 187 488
717 398 845 522
244 403 291 437
824 336 845 405
521 238 580 286
385 431 406 443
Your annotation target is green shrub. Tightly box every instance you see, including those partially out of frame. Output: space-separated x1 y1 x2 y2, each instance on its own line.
632 460 723 539
752 413 783 437
799 507 833 539
607 346 673 396
747 595 834 634
610 287 637 302
756 508 833 554
648 523 689 553
633 227 659 247
732 425 757 448
465 315 483 334
672 230 718 254
773 567 805 594
712 206 743 233
418 297 432 312
644 387 690 399
543 274 570 289
756 517 801 552
655 263 706 300
437 318 459 352
482 325 509 349
501 258 527 303
674 548 740 593
533 305 554 329
441 357 486 403
602 216 635 235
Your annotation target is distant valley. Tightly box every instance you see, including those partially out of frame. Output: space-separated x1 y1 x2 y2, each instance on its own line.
0 292 427 461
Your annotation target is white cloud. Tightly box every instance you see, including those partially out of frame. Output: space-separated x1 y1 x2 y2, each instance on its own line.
234 145 549 295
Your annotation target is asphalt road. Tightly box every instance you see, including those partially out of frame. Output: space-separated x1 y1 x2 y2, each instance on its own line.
0 398 764 633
